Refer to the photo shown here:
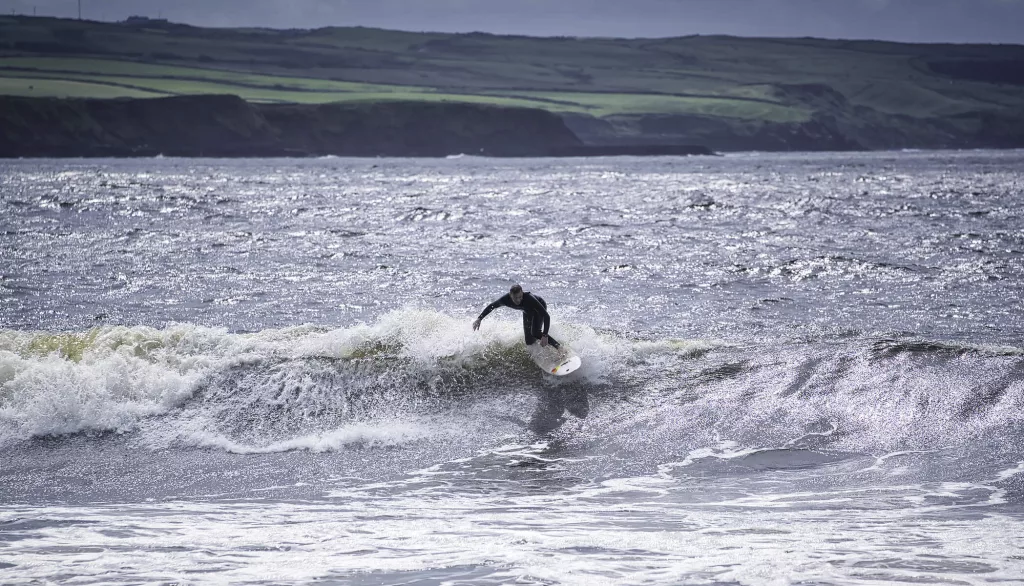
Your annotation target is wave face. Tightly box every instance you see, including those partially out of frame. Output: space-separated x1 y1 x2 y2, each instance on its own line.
3 311 1023 473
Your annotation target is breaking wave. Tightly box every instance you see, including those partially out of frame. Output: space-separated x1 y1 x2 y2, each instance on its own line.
2 309 1023 460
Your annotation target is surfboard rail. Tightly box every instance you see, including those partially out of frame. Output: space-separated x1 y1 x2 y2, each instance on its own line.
528 344 582 376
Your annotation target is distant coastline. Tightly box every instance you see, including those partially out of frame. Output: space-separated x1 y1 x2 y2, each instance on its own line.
2 16 1023 155
0 95 713 158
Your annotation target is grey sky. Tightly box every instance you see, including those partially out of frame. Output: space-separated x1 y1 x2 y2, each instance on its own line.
5 0 1024 44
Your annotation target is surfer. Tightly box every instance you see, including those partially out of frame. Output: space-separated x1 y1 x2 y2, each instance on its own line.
473 284 561 349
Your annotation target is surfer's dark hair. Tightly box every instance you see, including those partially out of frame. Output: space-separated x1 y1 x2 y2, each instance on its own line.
510 284 523 295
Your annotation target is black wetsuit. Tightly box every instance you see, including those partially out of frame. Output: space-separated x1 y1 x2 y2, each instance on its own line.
477 292 561 348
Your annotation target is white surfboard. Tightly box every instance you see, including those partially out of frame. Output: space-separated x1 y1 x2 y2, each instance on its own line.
527 343 582 376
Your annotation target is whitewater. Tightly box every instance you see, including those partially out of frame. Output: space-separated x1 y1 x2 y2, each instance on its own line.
2 151 1024 585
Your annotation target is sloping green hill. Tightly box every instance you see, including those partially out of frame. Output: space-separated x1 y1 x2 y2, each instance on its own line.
2 15 1023 150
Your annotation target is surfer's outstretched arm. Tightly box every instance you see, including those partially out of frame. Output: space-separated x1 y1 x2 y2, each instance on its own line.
473 294 511 330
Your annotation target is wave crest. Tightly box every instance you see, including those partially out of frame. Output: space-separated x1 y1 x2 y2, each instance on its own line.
0 310 621 448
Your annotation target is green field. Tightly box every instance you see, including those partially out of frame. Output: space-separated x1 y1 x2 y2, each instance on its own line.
1 15 1022 145
0 53 813 119
0 75 164 98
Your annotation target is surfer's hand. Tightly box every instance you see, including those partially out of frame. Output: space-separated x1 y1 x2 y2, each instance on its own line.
540 335 549 347
472 319 481 331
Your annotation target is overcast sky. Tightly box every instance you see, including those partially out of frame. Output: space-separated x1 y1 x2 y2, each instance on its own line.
5 0 1024 44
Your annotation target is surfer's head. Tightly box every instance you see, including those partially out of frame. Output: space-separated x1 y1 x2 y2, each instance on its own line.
510 284 524 305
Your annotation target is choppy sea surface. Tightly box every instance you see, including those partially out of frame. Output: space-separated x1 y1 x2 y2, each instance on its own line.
2 151 1024 585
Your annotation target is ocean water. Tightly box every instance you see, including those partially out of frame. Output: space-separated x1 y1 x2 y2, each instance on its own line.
2 151 1024 585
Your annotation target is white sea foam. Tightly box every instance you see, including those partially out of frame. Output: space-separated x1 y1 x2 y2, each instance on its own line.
657 440 762 473
0 350 189 436
176 420 434 454
996 461 1024 482
0 323 313 443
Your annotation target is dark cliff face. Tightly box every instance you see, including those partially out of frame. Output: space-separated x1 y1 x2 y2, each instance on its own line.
259 100 585 157
7 92 1019 157
0 95 586 158
564 112 862 152
0 95 272 157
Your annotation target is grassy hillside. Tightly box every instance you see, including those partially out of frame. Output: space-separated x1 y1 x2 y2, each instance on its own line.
2 16 1023 149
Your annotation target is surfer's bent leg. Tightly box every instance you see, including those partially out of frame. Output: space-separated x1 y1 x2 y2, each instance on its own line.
523 312 538 345
524 313 560 348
